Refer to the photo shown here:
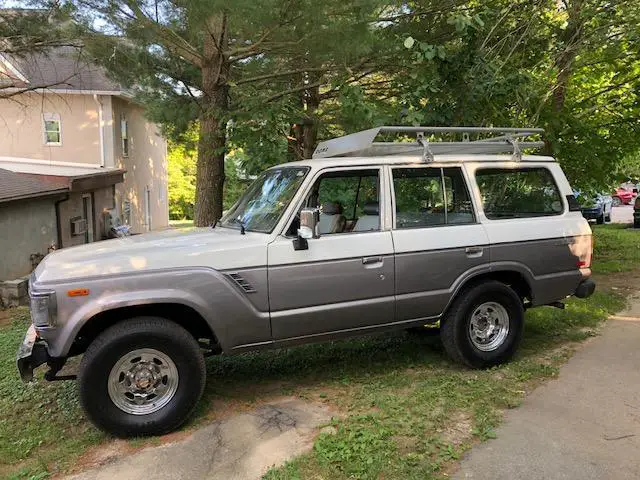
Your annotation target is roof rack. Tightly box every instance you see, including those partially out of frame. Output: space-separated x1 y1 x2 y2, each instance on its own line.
312 126 545 162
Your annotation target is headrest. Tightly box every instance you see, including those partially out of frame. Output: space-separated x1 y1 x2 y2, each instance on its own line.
322 202 343 215
363 202 379 215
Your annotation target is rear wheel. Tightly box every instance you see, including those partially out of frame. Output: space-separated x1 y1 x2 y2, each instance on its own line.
440 281 524 369
78 317 206 437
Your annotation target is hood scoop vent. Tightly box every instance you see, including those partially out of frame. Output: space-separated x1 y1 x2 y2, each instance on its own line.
227 273 256 294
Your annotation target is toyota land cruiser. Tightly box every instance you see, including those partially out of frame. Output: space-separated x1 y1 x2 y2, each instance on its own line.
17 126 595 437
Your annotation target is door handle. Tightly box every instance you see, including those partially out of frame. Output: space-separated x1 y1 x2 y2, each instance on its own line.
362 256 383 267
465 247 484 258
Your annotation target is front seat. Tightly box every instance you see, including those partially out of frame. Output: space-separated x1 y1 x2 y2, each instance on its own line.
353 201 380 232
319 202 346 234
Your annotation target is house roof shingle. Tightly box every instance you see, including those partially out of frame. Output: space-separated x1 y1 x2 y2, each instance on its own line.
0 168 126 204
4 46 122 93
0 168 68 203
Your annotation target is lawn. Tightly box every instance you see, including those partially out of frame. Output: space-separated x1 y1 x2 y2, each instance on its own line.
0 225 636 479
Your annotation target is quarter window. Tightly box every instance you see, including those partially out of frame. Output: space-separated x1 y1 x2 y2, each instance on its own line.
393 167 475 228
476 168 563 219
43 113 61 145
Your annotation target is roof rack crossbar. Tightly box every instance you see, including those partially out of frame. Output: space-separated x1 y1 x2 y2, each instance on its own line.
312 126 545 160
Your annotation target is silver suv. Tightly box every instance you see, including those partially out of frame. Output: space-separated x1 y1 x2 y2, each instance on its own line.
17 126 595 437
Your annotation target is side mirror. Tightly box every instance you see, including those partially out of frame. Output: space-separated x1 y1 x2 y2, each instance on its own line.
293 207 320 250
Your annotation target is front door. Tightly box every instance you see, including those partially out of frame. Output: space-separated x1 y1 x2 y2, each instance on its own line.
391 166 490 321
268 167 395 341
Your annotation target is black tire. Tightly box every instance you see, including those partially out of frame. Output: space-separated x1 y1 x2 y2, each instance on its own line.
634 220 640 229
440 281 524 369
78 317 206 437
612 196 622 207
596 213 604 225
606 213 612 223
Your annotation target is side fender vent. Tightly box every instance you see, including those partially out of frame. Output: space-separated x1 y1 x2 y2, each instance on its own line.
227 273 256 294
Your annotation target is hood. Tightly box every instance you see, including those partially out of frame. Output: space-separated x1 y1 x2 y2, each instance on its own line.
34 227 269 283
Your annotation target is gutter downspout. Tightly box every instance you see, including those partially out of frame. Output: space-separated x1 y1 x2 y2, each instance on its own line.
93 94 105 168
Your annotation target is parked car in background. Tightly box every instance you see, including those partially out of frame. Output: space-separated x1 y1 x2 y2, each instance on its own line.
580 194 613 224
634 196 640 228
612 187 635 206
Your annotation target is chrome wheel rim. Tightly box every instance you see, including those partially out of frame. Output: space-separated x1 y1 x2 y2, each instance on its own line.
107 348 179 415
468 302 510 352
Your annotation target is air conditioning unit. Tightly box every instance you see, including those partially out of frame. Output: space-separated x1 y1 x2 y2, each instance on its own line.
70 216 87 236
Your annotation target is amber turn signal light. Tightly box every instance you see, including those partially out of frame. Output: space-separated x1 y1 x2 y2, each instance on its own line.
67 288 90 297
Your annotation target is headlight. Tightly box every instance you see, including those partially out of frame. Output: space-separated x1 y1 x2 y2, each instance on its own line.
30 290 57 328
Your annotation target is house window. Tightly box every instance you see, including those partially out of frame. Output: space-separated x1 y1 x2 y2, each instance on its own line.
43 113 61 145
121 115 129 157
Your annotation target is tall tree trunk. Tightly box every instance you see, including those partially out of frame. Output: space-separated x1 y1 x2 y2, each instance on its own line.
194 14 229 226
287 84 321 160
544 0 583 156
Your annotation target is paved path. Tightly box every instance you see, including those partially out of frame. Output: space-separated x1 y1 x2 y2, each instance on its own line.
611 204 634 224
65 398 331 480
455 306 640 479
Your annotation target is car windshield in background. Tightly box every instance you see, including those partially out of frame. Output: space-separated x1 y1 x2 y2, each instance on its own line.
220 167 309 233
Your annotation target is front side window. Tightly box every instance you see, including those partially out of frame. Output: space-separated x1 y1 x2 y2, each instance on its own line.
290 169 380 236
220 167 309 233
476 167 563 219
393 167 475 228
43 113 61 145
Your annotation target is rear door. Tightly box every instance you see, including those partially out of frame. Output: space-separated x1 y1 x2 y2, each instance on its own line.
391 166 490 322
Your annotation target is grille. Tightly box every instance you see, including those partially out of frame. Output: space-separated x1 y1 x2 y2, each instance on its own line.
227 273 256 293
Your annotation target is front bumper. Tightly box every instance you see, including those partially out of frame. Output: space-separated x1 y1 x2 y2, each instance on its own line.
574 278 596 299
16 325 50 382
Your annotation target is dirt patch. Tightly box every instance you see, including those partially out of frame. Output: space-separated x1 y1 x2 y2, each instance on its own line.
439 412 473 446
392 435 416 455
594 272 640 295
0 308 13 328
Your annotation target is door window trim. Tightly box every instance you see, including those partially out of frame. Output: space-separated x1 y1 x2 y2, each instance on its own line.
390 165 478 230
280 166 386 237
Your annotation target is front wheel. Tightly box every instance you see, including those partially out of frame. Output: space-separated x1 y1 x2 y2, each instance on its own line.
78 317 206 437
612 196 622 207
596 213 605 225
440 281 524 369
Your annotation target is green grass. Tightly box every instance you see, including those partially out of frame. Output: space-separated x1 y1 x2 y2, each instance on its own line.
0 224 636 479
168 219 194 229
592 224 640 274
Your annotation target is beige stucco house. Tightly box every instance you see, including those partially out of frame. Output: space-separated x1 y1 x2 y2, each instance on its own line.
0 47 169 282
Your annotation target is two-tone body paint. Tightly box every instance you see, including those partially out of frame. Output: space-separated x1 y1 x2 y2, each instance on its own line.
29 155 592 359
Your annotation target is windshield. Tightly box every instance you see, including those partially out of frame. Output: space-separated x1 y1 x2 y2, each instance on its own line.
219 167 309 233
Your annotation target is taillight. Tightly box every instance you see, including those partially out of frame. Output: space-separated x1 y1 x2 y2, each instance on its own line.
571 235 592 269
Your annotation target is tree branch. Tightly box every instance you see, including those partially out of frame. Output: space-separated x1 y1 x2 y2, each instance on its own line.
266 80 324 103
123 0 202 68
235 67 331 85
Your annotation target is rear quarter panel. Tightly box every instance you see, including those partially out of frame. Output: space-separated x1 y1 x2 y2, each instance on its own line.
464 162 591 305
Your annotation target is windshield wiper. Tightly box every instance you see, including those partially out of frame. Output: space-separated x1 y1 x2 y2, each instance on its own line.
231 217 246 235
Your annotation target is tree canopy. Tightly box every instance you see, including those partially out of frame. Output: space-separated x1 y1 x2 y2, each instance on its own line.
3 0 639 220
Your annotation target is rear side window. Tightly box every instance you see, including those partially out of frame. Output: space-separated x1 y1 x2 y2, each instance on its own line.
476 168 563 219
393 167 475 228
